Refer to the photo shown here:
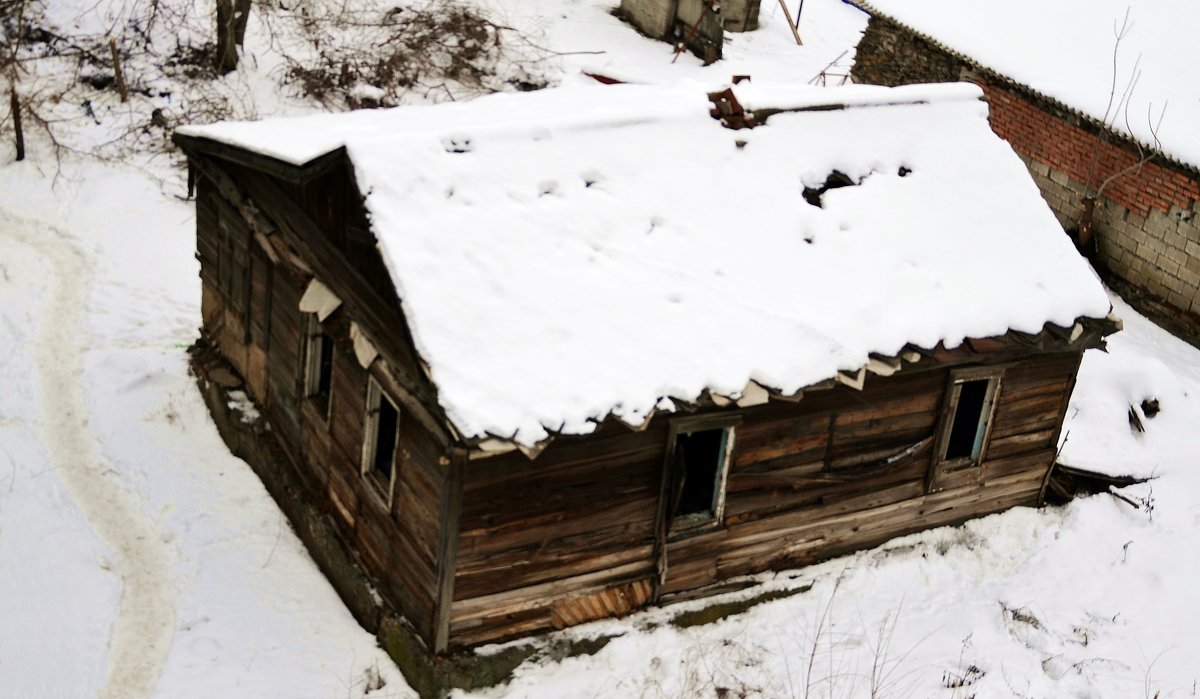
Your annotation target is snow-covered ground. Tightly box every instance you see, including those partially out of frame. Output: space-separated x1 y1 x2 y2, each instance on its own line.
1 0 1198 697
0 161 409 697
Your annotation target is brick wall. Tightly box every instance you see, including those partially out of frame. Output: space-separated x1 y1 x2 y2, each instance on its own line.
982 81 1200 218
853 15 1200 320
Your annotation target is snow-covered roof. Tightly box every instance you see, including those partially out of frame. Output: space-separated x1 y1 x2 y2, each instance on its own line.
855 0 1200 172
179 83 1111 447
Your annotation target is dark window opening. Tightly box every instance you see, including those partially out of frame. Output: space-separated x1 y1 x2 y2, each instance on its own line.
945 379 989 461
363 378 401 505
304 316 334 417
315 334 333 397
672 428 728 519
372 397 399 481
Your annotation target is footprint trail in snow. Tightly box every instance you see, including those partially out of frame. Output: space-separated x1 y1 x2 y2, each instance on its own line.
3 211 177 699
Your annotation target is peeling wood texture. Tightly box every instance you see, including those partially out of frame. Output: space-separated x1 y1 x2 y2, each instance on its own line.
177 135 1098 655
446 353 1081 649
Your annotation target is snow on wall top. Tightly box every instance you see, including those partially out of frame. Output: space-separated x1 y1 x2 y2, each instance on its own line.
179 83 1111 446
859 0 1200 171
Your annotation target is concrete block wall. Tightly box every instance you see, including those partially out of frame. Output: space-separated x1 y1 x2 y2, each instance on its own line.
1015 150 1200 314
620 0 676 39
852 15 1200 319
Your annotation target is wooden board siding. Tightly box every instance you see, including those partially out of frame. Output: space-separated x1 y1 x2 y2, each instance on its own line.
189 156 454 648
265 268 303 445
449 423 665 647
448 352 1083 649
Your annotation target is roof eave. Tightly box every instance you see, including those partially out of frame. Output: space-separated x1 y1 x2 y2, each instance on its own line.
173 132 347 184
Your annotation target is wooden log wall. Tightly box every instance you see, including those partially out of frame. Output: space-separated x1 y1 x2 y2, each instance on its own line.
191 157 452 646
449 351 1083 649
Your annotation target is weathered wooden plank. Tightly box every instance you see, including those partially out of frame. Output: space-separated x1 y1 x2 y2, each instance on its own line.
734 429 829 469
450 560 654 624
458 496 657 559
726 459 826 492
326 461 360 532
987 428 1057 459
993 393 1066 422
327 342 366 465
432 449 464 653
1001 352 1080 385
456 543 655 602
551 579 652 629
832 390 941 426
983 448 1055 481
990 411 1060 440
997 376 1071 403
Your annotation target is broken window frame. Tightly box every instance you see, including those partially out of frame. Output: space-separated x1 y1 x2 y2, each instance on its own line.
663 414 740 536
301 313 334 420
361 375 401 508
931 367 1003 478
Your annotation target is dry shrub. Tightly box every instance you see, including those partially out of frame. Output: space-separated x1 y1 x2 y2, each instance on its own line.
274 0 549 108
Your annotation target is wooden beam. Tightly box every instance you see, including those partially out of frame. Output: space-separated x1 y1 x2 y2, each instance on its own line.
432 448 465 652
777 0 804 45
1039 350 1085 504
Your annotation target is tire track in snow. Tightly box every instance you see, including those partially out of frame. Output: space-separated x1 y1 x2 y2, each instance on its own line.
2 212 176 699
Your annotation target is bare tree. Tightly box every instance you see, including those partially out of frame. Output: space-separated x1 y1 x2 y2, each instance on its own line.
2 0 28 159
214 0 252 74
1075 8 1168 257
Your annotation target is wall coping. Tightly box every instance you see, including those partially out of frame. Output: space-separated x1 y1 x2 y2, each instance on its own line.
849 1 1200 182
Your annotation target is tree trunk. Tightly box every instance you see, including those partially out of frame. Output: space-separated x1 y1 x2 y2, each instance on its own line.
10 87 24 162
215 0 253 75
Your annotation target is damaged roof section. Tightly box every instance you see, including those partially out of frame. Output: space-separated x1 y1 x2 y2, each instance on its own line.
178 83 1114 449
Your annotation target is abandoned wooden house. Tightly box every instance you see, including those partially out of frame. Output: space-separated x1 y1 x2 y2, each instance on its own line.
850 0 1200 330
174 82 1119 656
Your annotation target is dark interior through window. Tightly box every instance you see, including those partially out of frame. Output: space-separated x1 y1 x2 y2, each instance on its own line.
945 379 989 460
313 332 333 414
316 335 333 393
372 396 399 481
673 428 726 518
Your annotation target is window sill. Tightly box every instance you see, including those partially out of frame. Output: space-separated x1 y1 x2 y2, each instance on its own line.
363 471 394 511
668 515 723 542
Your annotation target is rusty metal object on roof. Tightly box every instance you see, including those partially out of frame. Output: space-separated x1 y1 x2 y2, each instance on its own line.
708 88 757 129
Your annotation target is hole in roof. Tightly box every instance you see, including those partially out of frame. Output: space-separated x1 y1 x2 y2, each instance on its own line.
581 170 603 188
442 135 472 154
802 170 858 208
898 166 912 177
539 180 559 197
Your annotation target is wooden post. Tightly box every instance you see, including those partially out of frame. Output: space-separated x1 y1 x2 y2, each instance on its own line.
109 38 129 103
10 87 23 162
777 0 803 45
431 448 465 653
